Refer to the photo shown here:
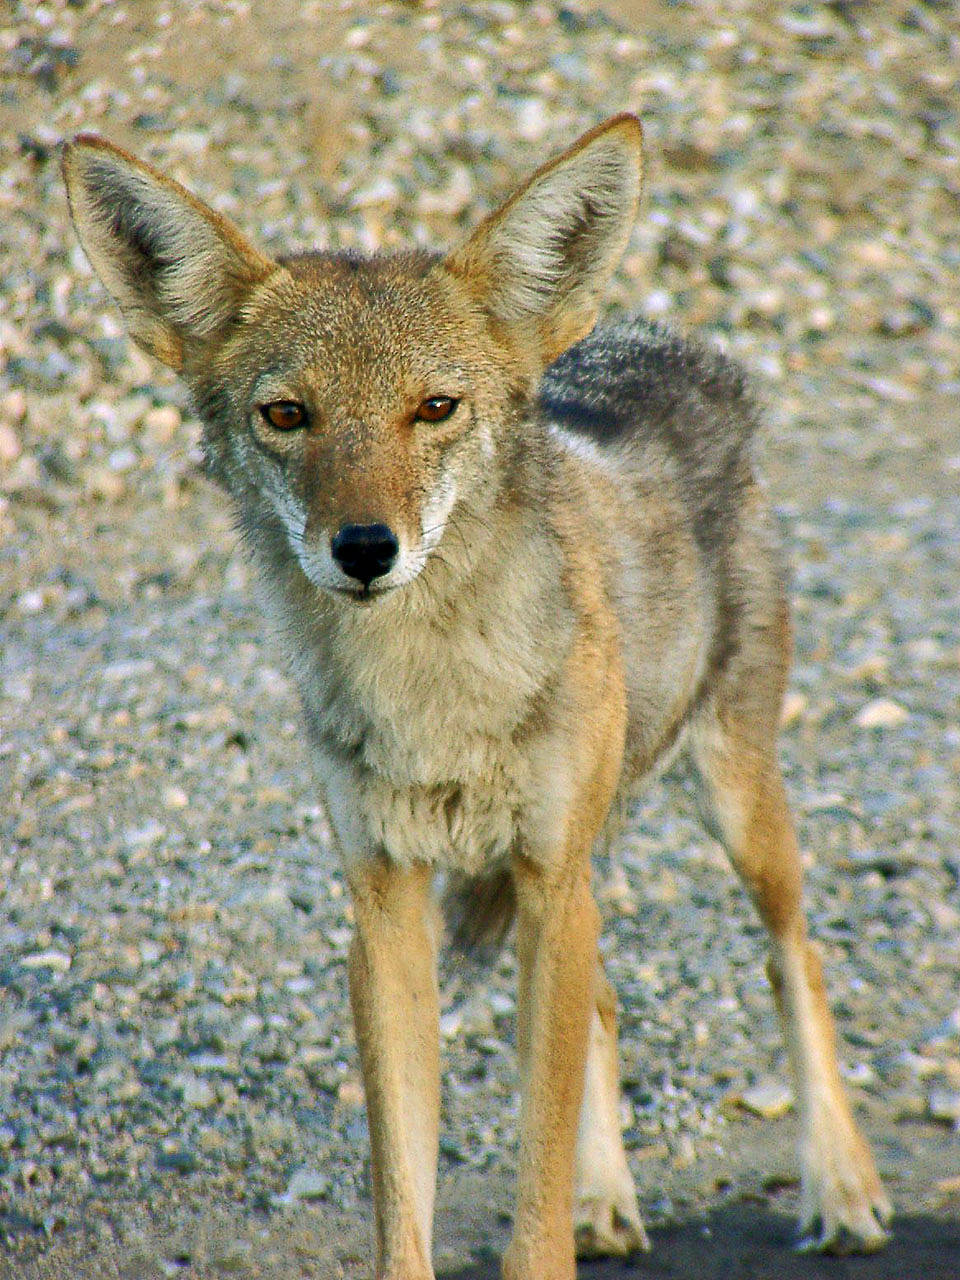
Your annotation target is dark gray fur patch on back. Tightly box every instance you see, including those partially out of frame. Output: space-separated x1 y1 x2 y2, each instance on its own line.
538 315 760 555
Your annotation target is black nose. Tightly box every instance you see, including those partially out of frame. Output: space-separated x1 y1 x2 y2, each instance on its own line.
330 522 399 587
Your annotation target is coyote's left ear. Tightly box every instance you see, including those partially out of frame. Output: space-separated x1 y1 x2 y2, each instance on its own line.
444 113 642 363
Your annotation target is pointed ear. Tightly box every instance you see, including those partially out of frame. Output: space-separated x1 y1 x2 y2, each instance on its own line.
444 114 642 363
63 135 277 370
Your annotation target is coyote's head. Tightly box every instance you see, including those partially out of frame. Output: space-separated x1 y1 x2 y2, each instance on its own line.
64 117 642 604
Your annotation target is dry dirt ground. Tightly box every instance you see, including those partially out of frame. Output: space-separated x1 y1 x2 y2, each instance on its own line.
2 1 959 1278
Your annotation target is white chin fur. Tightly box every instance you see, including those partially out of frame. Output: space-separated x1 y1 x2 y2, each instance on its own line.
295 544 425 599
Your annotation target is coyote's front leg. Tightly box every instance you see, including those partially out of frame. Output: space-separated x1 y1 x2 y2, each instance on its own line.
504 675 626 1280
504 858 599 1280
347 859 440 1280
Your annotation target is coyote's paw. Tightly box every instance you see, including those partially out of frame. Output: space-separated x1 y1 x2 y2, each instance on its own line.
796 1118 892 1254
575 1186 650 1258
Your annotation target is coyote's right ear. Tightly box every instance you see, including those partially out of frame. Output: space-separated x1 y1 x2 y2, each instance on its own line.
63 136 277 370
444 113 642 364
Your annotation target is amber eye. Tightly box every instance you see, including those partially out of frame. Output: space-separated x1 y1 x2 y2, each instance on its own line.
260 401 308 431
415 396 458 424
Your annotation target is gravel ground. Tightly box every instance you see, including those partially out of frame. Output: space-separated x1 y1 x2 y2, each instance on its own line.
2 1 959 1276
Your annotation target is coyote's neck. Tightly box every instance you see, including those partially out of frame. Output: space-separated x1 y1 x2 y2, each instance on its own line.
260 468 573 791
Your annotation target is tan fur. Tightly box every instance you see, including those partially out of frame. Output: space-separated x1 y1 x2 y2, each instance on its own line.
64 113 891 1278
574 960 649 1257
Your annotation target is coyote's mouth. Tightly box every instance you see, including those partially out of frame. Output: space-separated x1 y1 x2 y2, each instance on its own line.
333 584 390 605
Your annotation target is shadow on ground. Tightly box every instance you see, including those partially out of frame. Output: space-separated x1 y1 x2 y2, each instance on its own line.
442 1205 960 1280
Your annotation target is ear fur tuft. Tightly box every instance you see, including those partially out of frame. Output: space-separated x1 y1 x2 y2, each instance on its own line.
444 114 643 363
63 136 276 369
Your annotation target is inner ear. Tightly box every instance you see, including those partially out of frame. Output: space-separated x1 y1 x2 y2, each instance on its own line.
444 114 643 363
63 135 277 369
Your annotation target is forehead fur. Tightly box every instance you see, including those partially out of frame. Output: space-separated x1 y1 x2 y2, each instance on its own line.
233 247 520 393
278 247 442 283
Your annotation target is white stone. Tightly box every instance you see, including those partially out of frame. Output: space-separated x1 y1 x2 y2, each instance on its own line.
856 698 909 729
740 1080 793 1119
20 950 72 973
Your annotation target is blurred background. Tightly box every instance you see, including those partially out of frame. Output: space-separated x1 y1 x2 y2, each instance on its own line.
1 2 958 1276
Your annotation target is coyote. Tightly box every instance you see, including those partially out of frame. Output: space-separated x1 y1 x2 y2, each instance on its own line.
64 115 890 1278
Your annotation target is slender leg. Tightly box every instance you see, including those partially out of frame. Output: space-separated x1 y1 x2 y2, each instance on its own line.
574 956 649 1257
347 858 440 1280
503 860 598 1280
692 719 892 1252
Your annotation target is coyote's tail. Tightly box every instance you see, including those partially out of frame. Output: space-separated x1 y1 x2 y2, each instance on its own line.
442 868 516 962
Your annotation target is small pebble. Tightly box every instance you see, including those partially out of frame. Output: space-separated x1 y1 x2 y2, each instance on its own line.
855 698 909 729
20 950 72 973
739 1081 794 1120
278 1167 331 1204
928 1088 960 1126
0 423 21 462
174 1074 216 1109
336 1078 365 1109
162 786 190 809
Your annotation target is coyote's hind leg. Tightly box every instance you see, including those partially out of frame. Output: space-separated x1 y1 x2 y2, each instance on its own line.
691 699 891 1253
574 956 649 1258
